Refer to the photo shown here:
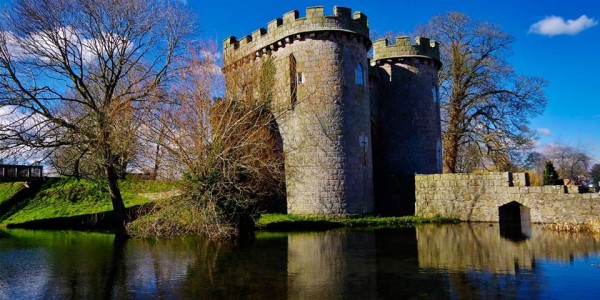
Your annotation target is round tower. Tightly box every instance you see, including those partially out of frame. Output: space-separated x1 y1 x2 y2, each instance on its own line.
222 6 373 215
371 36 442 215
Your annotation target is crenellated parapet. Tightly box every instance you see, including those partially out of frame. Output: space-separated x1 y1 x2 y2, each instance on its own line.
372 36 440 68
222 6 369 70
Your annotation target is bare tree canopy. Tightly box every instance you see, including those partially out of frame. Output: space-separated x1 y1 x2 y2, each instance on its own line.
542 143 591 182
0 0 192 229
417 12 547 173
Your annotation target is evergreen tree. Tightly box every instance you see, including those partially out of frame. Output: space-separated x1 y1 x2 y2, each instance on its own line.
543 161 559 185
591 164 600 186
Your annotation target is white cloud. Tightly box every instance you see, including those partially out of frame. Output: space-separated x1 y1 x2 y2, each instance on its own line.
537 128 552 136
2 27 132 66
529 15 598 36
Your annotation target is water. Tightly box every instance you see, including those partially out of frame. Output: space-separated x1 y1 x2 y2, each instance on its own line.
1 224 600 299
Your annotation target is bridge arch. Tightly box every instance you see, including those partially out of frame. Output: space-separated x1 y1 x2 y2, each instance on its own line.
498 201 531 241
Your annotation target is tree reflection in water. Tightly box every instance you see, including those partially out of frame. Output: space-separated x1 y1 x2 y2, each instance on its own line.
1 224 600 299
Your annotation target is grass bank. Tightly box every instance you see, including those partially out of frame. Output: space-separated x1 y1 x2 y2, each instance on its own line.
0 178 179 228
2 179 459 233
256 213 460 231
0 182 26 206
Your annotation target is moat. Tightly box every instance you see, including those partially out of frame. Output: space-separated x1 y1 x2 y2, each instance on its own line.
2 224 600 299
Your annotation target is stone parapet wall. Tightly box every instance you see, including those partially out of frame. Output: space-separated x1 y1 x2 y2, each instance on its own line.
223 6 369 68
372 37 440 64
415 172 600 224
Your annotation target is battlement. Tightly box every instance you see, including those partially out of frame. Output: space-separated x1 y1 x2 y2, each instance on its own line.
223 6 369 68
372 36 440 65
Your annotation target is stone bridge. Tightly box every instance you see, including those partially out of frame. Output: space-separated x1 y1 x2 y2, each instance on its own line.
415 172 600 225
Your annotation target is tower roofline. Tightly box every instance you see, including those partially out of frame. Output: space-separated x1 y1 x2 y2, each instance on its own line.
372 36 441 69
222 6 370 69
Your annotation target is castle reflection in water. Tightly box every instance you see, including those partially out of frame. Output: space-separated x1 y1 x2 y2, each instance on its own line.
2 224 600 299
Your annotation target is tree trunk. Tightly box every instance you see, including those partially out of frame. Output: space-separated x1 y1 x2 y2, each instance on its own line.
105 164 127 231
152 142 161 180
443 135 459 174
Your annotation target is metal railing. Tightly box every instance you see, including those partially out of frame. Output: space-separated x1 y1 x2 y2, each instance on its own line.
0 165 43 182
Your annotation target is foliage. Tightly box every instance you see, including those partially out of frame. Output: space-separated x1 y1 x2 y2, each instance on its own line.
417 12 547 173
542 161 560 185
126 197 237 239
525 170 543 187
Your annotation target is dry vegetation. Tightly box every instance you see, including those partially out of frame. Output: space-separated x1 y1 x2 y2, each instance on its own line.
544 220 600 234
127 44 285 239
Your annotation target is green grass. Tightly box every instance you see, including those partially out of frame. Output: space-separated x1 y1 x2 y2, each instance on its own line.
0 178 178 226
256 213 460 231
0 182 26 206
256 214 460 230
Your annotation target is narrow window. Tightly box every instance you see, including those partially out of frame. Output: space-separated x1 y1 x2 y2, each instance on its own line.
297 72 304 85
289 54 297 109
432 84 439 104
355 64 364 86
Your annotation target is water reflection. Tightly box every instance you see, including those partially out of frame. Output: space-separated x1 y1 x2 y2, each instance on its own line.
2 224 600 299
417 223 600 274
287 231 377 299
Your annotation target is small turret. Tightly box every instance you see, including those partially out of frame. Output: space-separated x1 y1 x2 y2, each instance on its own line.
372 36 440 68
370 36 443 215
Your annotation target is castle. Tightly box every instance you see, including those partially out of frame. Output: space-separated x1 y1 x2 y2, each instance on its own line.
222 6 442 215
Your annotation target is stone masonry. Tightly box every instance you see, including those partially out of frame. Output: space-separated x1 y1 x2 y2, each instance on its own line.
222 6 441 215
415 172 600 224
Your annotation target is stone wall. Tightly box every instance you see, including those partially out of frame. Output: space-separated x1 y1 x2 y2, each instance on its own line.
222 6 373 215
415 172 600 224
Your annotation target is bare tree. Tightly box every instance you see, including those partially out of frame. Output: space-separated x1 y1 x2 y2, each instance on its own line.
128 43 285 238
417 12 547 173
543 143 591 182
0 0 192 230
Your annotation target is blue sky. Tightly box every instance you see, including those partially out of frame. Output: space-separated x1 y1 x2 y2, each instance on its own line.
0 0 596 161
189 0 600 161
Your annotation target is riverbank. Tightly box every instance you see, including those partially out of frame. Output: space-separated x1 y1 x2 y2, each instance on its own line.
256 213 460 231
1 178 460 233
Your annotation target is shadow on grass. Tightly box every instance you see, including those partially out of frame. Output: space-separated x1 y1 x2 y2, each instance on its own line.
0 181 44 222
6 203 153 231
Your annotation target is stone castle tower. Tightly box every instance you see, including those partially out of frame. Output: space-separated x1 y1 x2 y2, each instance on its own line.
222 6 441 215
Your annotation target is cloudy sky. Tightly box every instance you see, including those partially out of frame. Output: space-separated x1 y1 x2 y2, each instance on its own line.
187 0 599 160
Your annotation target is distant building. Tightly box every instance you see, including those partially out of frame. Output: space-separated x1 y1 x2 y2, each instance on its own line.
222 6 441 215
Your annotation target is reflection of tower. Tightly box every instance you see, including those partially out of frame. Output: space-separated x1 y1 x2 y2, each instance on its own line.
287 230 377 299
370 37 442 215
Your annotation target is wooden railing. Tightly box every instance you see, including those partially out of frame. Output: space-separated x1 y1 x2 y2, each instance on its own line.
0 165 43 182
